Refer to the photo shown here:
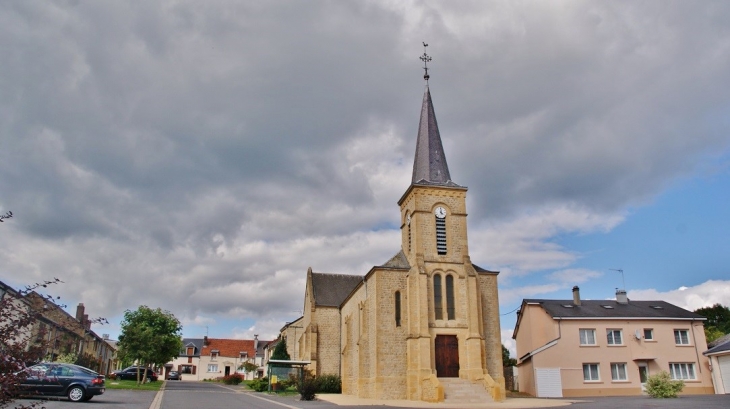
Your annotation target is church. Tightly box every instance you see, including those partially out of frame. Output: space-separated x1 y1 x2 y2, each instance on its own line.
286 54 505 403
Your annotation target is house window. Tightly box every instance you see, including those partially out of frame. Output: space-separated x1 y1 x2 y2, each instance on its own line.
674 329 690 345
434 274 443 320
211 350 219 360
669 363 696 380
445 275 455 320
579 329 596 345
435 216 447 255
395 291 401 327
207 364 218 373
583 364 600 381
611 363 628 381
181 365 195 374
643 329 654 341
240 352 248 359
607 329 623 345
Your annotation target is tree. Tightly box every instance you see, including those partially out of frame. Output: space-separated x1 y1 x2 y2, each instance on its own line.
271 338 290 360
502 344 517 367
117 306 183 385
694 304 730 342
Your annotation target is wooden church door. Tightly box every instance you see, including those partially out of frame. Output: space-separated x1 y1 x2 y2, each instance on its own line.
435 335 459 377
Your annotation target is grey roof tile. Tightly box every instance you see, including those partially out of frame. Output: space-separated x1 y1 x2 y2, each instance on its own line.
311 272 363 307
525 299 706 320
379 250 410 269
411 87 462 187
705 333 730 355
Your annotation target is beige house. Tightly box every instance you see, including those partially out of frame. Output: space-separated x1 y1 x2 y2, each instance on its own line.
167 336 265 380
290 79 505 403
513 286 714 397
704 334 730 394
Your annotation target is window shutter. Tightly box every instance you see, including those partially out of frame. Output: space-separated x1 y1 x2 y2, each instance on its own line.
177 365 181 372
192 365 196 375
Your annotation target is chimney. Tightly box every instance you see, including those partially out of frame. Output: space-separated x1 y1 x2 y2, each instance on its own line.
572 286 581 306
254 334 259 351
76 303 85 322
204 336 209 346
616 289 629 304
83 314 90 329
102 334 109 340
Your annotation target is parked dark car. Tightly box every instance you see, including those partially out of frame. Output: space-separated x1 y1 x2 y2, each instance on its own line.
17 362 105 402
111 366 158 382
167 370 181 380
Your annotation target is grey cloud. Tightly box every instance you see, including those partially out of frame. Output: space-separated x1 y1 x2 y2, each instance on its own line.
1 1 729 336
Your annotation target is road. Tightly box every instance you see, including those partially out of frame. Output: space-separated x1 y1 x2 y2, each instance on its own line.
12 381 730 409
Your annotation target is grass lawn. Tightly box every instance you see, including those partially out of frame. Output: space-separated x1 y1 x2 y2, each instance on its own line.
105 380 164 391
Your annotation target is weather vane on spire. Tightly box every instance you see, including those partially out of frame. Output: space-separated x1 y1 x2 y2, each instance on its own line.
420 42 432 83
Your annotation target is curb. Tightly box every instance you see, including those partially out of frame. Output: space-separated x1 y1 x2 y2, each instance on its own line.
148 380 166 409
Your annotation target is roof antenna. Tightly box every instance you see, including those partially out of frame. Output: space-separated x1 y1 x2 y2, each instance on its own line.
420 42 432 83
609 268 626 290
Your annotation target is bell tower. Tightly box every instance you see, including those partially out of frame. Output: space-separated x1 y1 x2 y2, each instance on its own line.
398 44 505 402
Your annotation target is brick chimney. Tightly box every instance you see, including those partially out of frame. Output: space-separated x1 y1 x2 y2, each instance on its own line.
76 303 85 322
572 286 581 306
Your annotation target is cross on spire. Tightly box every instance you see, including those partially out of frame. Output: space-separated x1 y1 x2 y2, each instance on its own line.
420 42 432 82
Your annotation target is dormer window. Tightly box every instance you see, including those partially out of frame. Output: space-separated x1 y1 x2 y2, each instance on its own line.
186 347 195 356
211 350 219 360
240 351 248 359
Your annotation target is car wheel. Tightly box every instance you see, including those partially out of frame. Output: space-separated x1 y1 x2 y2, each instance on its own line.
68 386 85 402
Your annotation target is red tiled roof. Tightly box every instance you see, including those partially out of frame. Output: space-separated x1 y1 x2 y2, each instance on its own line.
200 338 256 358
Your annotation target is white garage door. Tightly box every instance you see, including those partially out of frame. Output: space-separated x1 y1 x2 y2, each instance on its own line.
535 367 563 398
719 355 730 394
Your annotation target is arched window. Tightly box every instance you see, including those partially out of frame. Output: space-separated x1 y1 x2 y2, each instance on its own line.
445 275 455 320
434 274 443 320
395 291 401 327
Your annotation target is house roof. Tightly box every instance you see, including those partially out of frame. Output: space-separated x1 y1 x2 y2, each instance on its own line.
704 333 730 356
522 299 706 320
201 338 256 358
311 272 363 307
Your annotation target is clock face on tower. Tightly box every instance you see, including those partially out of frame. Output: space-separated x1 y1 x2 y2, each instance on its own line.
434 206 446 219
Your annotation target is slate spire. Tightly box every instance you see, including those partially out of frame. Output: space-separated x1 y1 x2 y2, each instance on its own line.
411 85 453 186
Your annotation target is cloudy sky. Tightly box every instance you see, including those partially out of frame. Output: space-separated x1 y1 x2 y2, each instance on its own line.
2 1 729 356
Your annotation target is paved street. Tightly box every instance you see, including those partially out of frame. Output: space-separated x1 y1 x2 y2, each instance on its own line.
11 382 730 409
11 388 156 409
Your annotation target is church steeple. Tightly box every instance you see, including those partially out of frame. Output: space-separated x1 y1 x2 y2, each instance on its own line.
411 86 454 186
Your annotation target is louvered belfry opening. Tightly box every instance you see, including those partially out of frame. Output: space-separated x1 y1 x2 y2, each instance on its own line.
436 216 447 254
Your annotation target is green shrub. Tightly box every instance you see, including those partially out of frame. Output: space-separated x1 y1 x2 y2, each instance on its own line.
296 370 317 401
249 377 269 392
222 373 244 385
645 371 684 398
316 374 341 393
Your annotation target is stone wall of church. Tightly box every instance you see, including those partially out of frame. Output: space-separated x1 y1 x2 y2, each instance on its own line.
373 270 408 399
339 269 409 400
340 284 366 395
477 273 503 379
312 306 341 376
